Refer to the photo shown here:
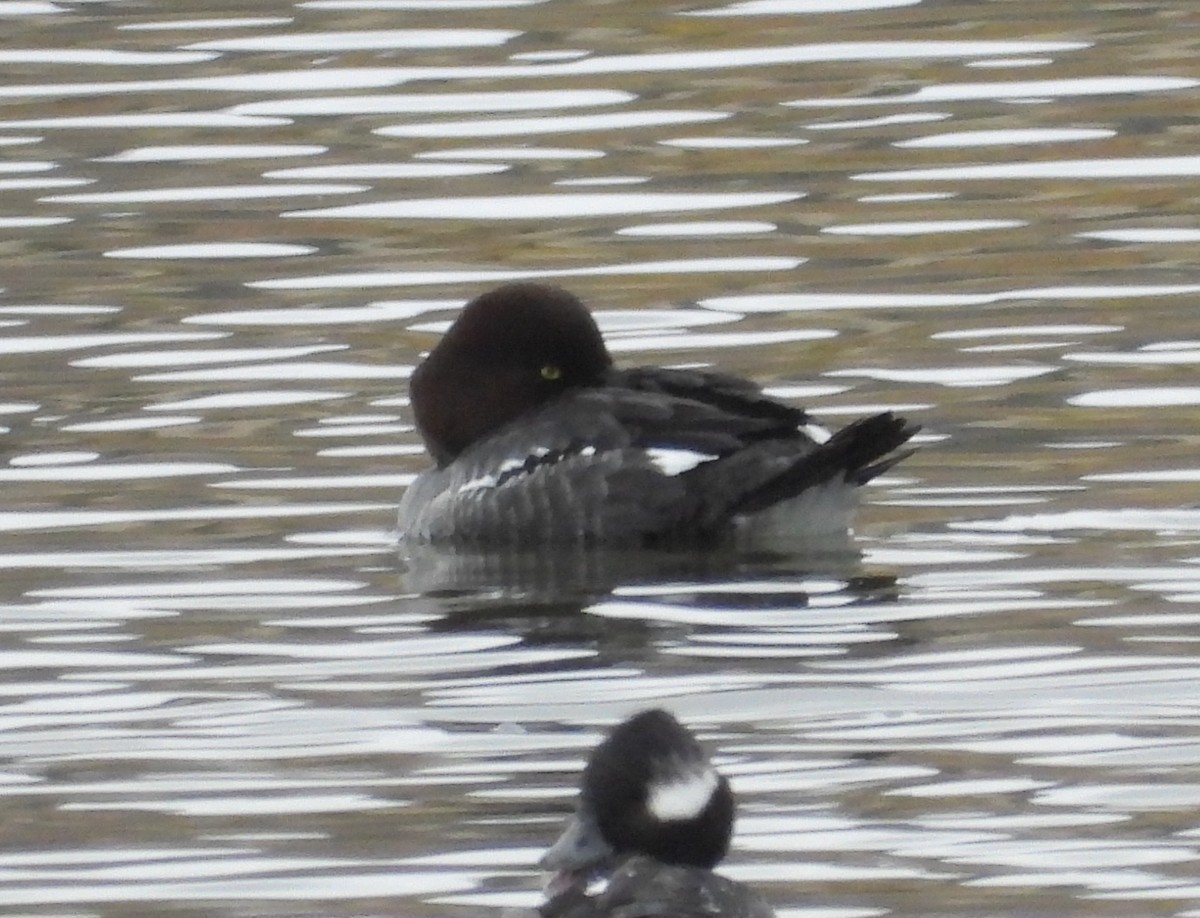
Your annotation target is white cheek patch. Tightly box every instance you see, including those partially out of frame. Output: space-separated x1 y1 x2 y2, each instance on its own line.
646 447 718 477
647 767 719 822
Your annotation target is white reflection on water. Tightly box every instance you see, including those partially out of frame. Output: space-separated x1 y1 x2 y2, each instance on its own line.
826 365 1056 387
0 215 71 228
0 305 119 316
958 510 1200 535
0 113 289 129
0 856 481 906
0 49 217 65
298 424 412 439
0 176 91 190
132 360 410 382
67 791 397 816
921 837 1197 871
807 112 948 130
118 16 293 30
99 144 327 162
0 331 224 355
0 68 430 98
74 345 341 368
521 41 1087 75
858 154 1200 182
146 391 349 412
45 183 368 203
791 76 1196 107
187 299 454 326
104 242 317 259
619 221 776 237
184 633 521 658
935 324 1123 339
888 776 1051 797
908 564 1200 587
10 450 97 466
1 401 42 417
1085 469 1200 483
290 190 799 219
556 176 647 187
250 256 804 290
896 127 1116 148
858 191 954 202
0 462 239 482
101 647 597 683
231 88 633 116
0 3 65 14
607 329 836 354
300 0 544 7
660 137 804 149
1067 340 1200 365
967 57 1053 69
264 162 508 178
416 145 603 160
1070 387 1200 408
216 473 410 490
33 577 368 599
144 391 349 412
704 283 1200 311
0 503 393 534
382 110 730 138
412 307 747 344
0 160 55 173
823 219 1025 235
0 546 383 570
690 0 920 15
1080 228 1200 243
184 28 520 52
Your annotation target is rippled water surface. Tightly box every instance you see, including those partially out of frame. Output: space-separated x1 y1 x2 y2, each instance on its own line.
3 0 1200 915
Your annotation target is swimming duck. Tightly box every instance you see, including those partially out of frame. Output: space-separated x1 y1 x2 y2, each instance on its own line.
398 283 917 546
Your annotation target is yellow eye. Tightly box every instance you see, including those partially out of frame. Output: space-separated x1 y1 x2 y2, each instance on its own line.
540 363 562 381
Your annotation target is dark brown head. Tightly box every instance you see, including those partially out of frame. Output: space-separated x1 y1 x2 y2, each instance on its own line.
409 283 614 466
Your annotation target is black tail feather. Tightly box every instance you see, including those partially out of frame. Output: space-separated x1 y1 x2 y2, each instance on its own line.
732 412 919 516
853 446 918 486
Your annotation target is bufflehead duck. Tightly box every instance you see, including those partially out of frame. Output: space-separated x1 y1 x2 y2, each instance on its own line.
398 283 917 546
539 709 774 918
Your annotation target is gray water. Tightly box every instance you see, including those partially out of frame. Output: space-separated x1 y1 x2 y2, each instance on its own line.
2 0 1199 915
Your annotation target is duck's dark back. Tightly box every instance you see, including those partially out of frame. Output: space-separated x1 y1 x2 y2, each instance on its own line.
540 857 775 918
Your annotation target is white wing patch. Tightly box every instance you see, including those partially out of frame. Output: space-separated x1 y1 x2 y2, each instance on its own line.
455 445 598 496
646 447 718 477
647 766 719 822
499 457 531 476
801 421 831 444
456 473 497 494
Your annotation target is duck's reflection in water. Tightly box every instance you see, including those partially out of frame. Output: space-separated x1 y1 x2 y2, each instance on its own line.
402 540 904 654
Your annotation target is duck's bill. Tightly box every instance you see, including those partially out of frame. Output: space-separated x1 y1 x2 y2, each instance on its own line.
539 809 613 897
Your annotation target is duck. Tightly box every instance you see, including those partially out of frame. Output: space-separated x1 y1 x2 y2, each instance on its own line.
397 282 917 547
539 708 774 918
